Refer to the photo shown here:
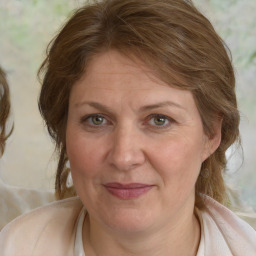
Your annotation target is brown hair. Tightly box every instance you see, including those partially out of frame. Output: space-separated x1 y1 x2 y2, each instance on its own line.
0 67 12 156
38 0 240 206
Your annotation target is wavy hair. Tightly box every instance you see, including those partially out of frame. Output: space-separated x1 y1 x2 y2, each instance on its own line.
0 67 12 156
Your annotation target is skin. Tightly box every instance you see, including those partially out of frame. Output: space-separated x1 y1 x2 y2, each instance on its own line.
66 50 221 255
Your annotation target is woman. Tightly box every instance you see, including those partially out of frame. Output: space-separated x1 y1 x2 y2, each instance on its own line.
1 0 255 255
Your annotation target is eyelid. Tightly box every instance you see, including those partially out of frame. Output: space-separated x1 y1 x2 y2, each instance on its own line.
80 113 111 126
145 114 174 128
80 113 174 129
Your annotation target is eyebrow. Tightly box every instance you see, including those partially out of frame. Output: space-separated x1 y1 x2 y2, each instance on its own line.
75 101 114 114
75 101 186 113
139 101 186 112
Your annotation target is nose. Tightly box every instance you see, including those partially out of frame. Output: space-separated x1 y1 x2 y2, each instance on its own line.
107 125 146 171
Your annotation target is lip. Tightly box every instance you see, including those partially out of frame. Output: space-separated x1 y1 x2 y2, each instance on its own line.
103 183 154 200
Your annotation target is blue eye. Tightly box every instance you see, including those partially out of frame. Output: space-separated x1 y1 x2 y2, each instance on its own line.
91 116 105 125
148 114 171 127
85 115 107 126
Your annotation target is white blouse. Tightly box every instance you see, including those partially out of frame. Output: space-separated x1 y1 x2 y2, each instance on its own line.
74 196 256 256
73 208 206 256
74 208 86 256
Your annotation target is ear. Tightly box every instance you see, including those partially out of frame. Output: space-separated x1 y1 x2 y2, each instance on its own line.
201 116 222 162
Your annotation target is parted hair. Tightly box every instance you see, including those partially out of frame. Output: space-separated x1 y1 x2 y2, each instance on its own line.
0 67 12 156
38 0 240 207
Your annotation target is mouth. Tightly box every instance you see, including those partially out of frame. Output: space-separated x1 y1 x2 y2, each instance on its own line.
103 183 154 200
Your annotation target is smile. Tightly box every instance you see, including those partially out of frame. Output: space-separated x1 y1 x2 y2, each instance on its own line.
103 183 154 200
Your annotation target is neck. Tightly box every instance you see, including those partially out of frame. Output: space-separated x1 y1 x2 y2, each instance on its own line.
83 209 200 256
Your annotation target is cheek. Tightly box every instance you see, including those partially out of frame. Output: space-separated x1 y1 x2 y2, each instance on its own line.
66 134 106 202
66 129 104 180
154 138 202 169
151 141 202 209
151 137 203 188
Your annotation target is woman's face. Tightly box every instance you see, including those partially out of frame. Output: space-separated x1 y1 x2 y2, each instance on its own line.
66 50 219 234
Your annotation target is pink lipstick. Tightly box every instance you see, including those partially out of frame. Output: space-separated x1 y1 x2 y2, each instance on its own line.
103 183 154 200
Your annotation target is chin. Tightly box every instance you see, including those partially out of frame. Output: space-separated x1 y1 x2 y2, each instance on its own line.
100 207 155 234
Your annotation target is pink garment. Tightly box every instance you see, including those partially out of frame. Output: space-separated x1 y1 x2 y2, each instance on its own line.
196 195 256 255
0 197 83 256
0 196 255 255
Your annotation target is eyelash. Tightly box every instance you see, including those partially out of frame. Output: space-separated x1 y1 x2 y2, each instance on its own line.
80 113 174 129
80 114 109 127
146 114 173 129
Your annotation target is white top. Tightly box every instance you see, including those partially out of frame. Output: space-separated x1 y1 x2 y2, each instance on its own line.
74 208 86 256
73 208 206 256
74 197 256 256
1 196 255 255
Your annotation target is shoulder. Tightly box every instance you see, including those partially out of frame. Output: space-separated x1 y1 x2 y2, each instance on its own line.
0 197 83 256
0 178 55 230
199 195 256 255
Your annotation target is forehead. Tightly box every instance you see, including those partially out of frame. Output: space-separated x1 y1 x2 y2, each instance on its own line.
70 50 196 110
79 50 168 90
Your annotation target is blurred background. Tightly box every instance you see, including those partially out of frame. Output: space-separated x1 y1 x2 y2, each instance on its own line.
0 0 255 209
